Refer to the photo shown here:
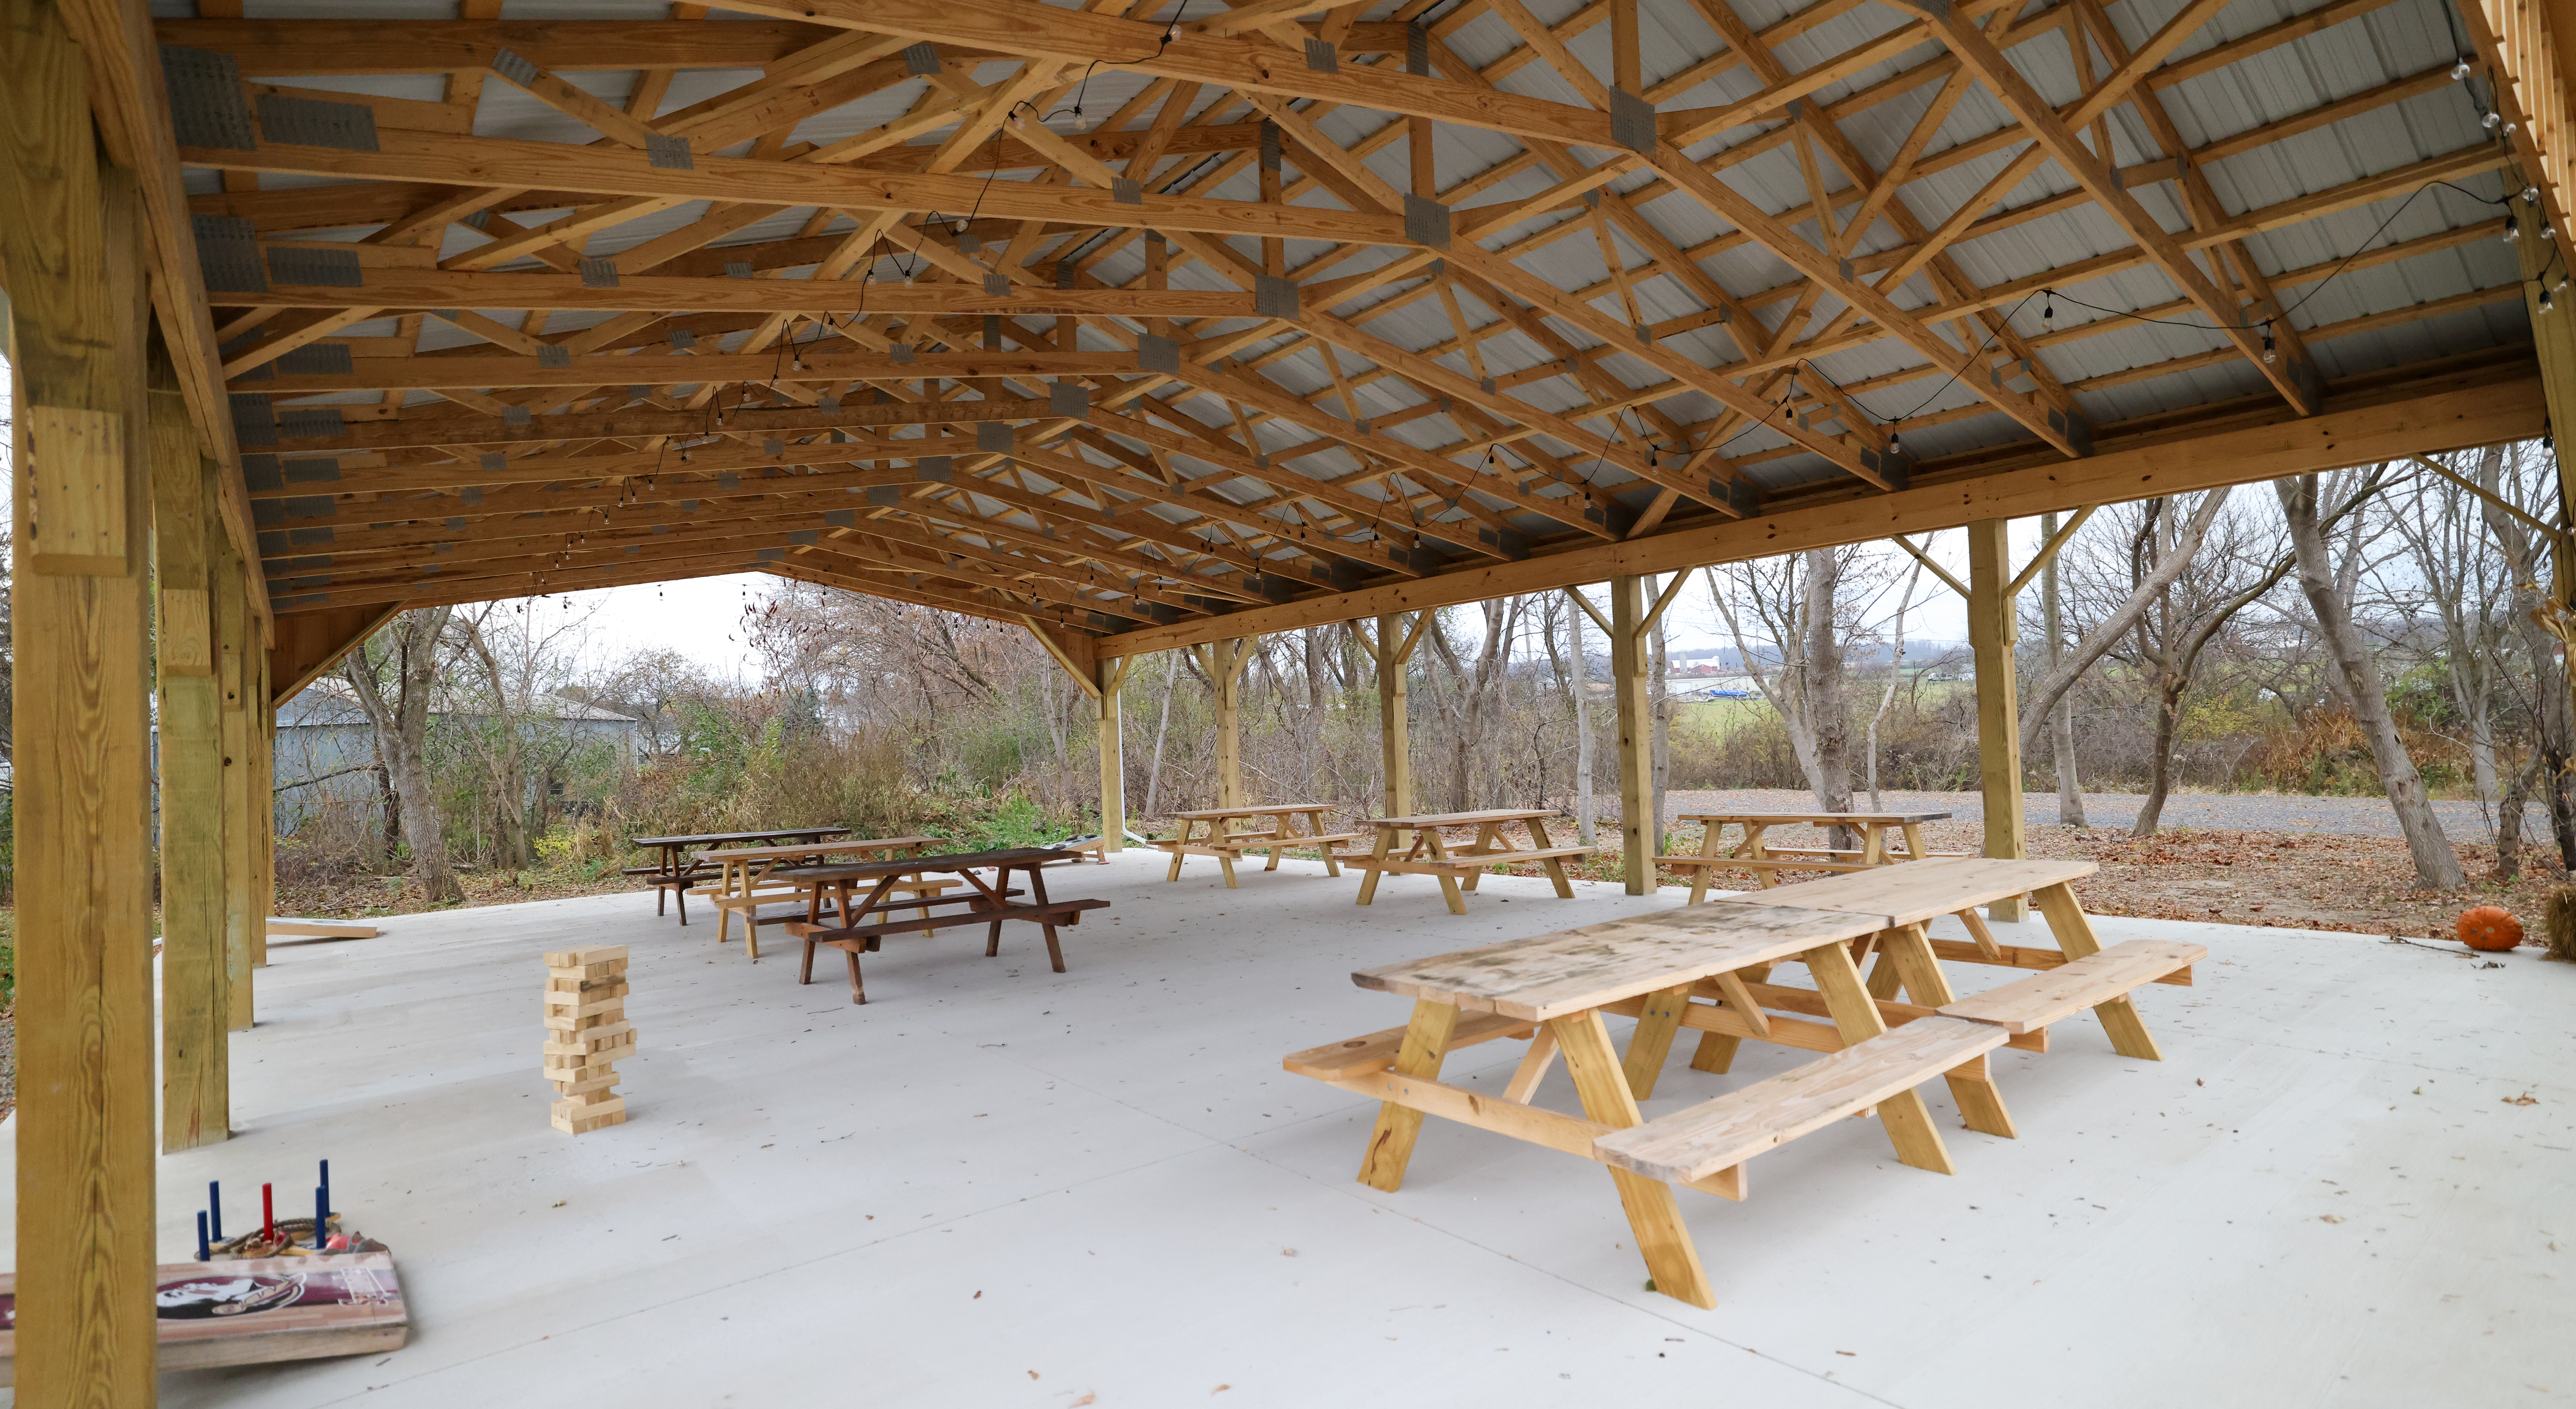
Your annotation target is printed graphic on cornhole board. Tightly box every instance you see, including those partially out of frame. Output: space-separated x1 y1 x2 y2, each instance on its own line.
0 1250 409 1380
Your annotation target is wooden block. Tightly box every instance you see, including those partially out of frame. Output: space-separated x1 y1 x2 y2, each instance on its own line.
542 944 629 968
554 1086 622 1107
542 1000 626 1028
24 404 128 575
545 958 627 982
551 1100 628 1135
541 1022 634 1057
551 1071 621 1096
264 917 377 939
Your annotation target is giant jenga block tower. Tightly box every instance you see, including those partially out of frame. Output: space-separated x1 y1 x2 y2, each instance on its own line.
543 944 633 1134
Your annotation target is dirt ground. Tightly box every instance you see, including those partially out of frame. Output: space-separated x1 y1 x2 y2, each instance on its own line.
1617 818 2569 945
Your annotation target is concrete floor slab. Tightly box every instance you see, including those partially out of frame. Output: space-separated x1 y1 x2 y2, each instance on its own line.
3 851 2566 1406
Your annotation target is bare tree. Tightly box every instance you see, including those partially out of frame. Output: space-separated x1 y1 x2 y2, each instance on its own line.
2017 489 2234 760
1865 547 1927 811
2279 469 2463 888
345 607 463 903
2038 511 2087 827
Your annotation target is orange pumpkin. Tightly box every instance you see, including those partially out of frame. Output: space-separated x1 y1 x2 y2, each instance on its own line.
2457 905 2524 952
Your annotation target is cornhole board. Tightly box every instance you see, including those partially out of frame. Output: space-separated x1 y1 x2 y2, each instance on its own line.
0 1250 408 1381
267 918 380 940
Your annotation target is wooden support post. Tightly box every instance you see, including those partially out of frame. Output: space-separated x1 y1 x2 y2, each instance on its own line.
1610 576 1654 895
254 637 275 967
1965 521 2027 922
1213 637 1248 810
2518 222 2576 770
216 531 258 1030
153 358 231 1151
3 9 162 1387
1375 615 1412 820
1095 656 1126 853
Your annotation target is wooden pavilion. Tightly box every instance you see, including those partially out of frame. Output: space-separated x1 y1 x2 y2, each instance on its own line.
5 0 2572 1395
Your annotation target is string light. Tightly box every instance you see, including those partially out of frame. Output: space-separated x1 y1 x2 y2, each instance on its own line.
2507 214 2523 242
2261 324 2277 363
2453 59 2473 80
2544 286 2558 314
2484 109 2503 130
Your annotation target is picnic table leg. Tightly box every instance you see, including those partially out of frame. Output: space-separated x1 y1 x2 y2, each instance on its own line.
843 943 867 1004
1427 833 1467 915
1264 815 1286 872
1309 811 1343 877
1357 1000 1460 1192
1877 923 2016 1139
1549 1009 1716 1309
1620 982 1694 1099
1527 817 1576 898
1166 820 1191 882
1026 863 1067 972
1860 824 1887 866
1356 829 1392 906
1898 821 1928 862
1688 823 1726 905
1802 939 1956 1176
2029 881 2163 1060
1746 825 1776 889
1461 823 1497 892
1688 962 1772 1073
1503 1026 1559 1102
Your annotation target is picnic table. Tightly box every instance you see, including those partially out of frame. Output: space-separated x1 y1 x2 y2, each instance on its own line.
627 826 851 923
692 836 947 957
1349 809 1596 914
1660 810 1957 903
779 848 1109 1004
1152 804 1361 887
1282 855 2202 1306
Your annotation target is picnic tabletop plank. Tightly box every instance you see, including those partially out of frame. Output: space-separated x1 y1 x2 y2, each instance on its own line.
1370 808 1554 828
1353 902 1888 1020
1749 856 2096 926
691 835 937 866
785 847 1075 882
1168 804 1333 820
628 829 850 850
1674 811 1951 826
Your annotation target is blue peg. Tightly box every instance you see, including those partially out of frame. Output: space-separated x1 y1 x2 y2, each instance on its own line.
208 1181 223 1242
197 1211 211 1263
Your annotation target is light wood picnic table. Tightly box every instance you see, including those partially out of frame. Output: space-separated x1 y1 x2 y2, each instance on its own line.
690 836 945 957
627 826 851 924
778 848 1108 1004
1661 810 1956 903
1282 855 2204 1307
1350 809 1596 914
1152 804 1361 887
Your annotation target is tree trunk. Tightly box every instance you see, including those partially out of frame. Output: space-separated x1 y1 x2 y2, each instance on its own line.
1569 594 1596 845
345 607 462 903
2132 674 2183 837
1648 577 1671 850
2040 511 2088 827
1141 652 1178 820
2497 751 2537 881
2278 475 2463 888
1799 550 1854 830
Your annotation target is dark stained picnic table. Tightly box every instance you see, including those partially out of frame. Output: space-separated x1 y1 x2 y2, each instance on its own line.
780 847 1108 1003
628 827 852 923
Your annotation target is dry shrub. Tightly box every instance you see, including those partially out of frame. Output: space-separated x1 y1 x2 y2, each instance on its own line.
2544 886 2576 963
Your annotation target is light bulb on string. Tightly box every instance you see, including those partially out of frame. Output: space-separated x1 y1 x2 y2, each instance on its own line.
2544 286 2558 314
2485 109 2503 130
2261 325 2277 363
2507 215 2523 242
2453 59 2473 80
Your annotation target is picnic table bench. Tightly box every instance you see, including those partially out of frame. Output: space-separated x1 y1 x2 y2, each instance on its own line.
779 848 1108 1004
1152 804 1361 887
628 826 850 923
1282 855 2203 1306
692 836 952 958
1348 809 1596 914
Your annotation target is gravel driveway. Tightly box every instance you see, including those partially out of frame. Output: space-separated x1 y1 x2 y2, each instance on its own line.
1601 788 2513 841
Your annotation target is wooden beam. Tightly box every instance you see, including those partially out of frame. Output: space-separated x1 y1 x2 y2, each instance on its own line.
213 265 1266 321
268 602 401 704
1965 519 2027 922
216 529 260 1031
2 4 160 1385
154 357 232 1152
154 17 847 72
1091 356 2543 655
